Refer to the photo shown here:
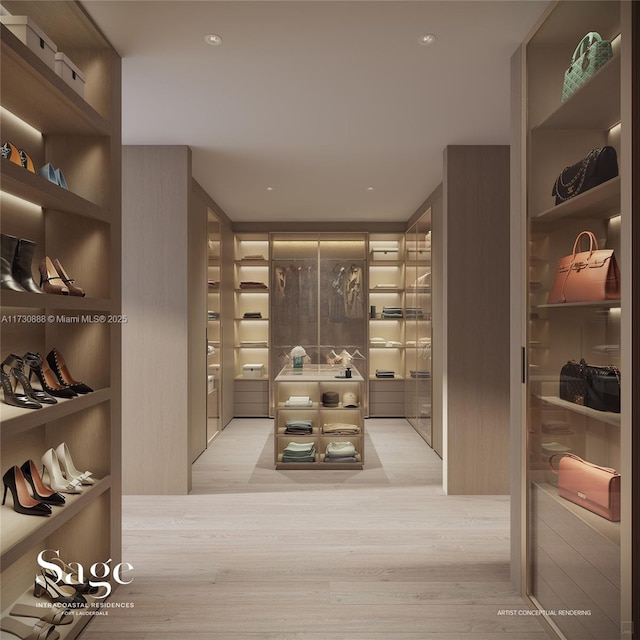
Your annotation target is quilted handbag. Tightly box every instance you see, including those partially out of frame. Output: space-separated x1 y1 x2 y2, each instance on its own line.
547 230 620 303
552 146 618 205
550 453 620 521
562 32 613 101
560 359 621 413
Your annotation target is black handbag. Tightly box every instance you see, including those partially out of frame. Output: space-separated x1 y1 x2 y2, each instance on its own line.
552 146 618 205
560 359 620 413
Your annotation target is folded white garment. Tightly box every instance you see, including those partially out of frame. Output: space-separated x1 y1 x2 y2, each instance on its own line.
326 441 356 456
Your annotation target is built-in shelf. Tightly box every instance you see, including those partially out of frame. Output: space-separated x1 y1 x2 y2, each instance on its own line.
537 299 621 309
535 394 621 427
0 477 111 571
0 290 112 311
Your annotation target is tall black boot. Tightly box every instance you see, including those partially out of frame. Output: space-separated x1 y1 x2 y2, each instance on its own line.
14 238 43 293
1 233 26 292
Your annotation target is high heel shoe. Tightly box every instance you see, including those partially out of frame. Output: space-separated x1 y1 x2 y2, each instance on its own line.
0 617 61 640
2 466 51 516
7 354 57 405
47 348 93 394
26 352 77 399
1 356 42 409
13 237 43 293
39 257 69 295
41 449 82 494
20 460 65 506
34 570 87 606
55 442 94 486
38 550 100 595
52 258 84 296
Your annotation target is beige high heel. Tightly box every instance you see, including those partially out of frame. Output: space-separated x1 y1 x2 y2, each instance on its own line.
39 257 68 295
52 258 85 297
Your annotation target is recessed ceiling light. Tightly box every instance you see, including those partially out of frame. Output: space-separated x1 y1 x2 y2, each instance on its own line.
367 186 374 191
266 186 274 191
204 34 222 46
419 33 436 45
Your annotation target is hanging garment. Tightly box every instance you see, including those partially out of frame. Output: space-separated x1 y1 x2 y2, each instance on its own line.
274 266 286 305
345 264 363 318
329 265 346 323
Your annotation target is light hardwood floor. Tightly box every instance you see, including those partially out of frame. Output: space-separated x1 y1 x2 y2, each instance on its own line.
82 418 550 639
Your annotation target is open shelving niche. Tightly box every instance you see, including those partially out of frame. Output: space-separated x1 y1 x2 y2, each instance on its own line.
0 3 122 638
516 3 632 638
206 214 221 442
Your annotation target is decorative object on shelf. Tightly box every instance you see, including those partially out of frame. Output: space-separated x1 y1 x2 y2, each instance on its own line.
41 448 82 494
38 163 69 189
2 465 52 516
52 258 84 296
547 230 620 303
1 355 43 409
0 616 61 640
20 459 65 506
560 359 621 413
26 352 77 399
290 345 307 369
55 442 94 486
551 146 618 204
550 453 620 521
562 32 613 101
47 348 94 394
281 441 316 463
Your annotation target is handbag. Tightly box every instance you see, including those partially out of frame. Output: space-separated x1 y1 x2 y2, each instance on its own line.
552 146 618 205
547 230 620 303
562 32 613 101
559 359 621 413
549 453 620 521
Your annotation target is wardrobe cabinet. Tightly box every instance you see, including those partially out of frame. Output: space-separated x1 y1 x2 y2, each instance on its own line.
0 2 121 635
511 2 635 636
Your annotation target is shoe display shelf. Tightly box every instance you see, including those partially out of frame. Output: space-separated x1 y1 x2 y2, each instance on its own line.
273 364 365 469
368 234 406 417
0 2 121 638
207 217 221 442
233 233 270 416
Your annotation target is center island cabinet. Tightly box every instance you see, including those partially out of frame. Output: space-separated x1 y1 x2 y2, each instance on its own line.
274 365 365 469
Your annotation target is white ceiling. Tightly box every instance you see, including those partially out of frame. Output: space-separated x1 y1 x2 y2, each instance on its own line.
82 0 548 223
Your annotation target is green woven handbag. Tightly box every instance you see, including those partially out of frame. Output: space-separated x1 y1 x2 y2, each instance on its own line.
562 32 613 101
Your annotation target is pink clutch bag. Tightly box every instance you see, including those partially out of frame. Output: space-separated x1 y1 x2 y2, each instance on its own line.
550 453 620 521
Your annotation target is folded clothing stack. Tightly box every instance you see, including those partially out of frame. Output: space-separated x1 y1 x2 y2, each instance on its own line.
405 307 424 318
285 396 313 407
207 311 219 320
243 311 262 318
284 419 313 435
375 369 395 378
322 422 360 435
382 306 403 318
282 441 316 463
324 441 357 463
410 370 431 379
239 281 267 289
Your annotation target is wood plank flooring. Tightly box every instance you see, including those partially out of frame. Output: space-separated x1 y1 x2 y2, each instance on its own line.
81 418 550 639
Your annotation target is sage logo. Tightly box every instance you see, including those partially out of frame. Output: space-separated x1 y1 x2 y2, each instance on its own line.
37 549 133 599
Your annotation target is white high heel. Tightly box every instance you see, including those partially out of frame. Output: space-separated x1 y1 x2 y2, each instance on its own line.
41 448 82 494
55 442 94 485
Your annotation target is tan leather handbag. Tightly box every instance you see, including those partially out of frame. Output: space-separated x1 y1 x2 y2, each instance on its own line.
550 453 621 521
547 230 620 304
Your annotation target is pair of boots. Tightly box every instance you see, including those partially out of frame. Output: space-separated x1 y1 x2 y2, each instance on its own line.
1 233 41 293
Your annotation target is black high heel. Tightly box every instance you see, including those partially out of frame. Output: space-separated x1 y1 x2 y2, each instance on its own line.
0 356 42 409
39 550 100 595
20 460 65 506
34 570 87 606
47 348 93 394
25 352 77 399
2 466 51 517
8 354 57 405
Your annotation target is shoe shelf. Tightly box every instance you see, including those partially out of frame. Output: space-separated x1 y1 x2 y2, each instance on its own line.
0 388 110 438
1 159 110 223
0 476 111 572
0 25 109 136
0 290 112 311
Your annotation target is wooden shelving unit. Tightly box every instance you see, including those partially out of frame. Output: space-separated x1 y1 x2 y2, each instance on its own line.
0 3 121 638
